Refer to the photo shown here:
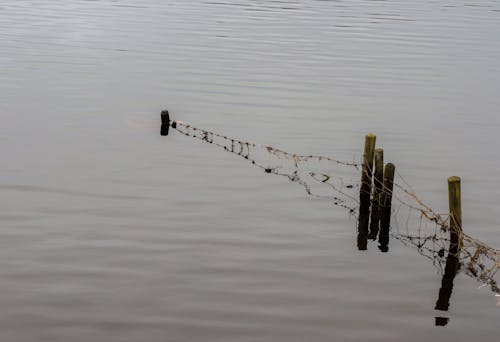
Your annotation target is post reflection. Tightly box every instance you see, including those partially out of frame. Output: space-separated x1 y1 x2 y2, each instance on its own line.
355 206 500 327
434 251 460 326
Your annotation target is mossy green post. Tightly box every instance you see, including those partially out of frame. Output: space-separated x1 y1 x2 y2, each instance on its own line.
357 134 376 250
447 176 462 255
369 148 384 239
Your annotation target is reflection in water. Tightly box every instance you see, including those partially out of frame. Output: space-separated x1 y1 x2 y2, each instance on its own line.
378 222 389 252
434 251 460 325
435 316 450 327
434 192 463 324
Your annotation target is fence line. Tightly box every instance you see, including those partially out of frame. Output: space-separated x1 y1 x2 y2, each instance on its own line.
166 117 499 294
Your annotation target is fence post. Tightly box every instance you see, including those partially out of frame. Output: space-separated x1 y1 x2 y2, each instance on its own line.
434 176 462 320
378 163 395 252
369 148 384 239
161 110 170 136
357 134 376 250
447 176 462 255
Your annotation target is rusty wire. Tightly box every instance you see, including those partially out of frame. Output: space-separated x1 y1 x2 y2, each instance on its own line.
169 119 500 294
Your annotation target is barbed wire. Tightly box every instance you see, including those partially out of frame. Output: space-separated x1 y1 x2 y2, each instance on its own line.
168 119 500 294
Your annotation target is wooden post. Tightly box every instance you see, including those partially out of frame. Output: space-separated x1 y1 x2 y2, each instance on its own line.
434 177 462 315
378 163 395 252
357 134 376 250
161 110 170 136
369 148 384 239
447 176 462 255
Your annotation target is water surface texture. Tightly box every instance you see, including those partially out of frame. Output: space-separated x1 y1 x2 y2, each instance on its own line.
1 1 500 341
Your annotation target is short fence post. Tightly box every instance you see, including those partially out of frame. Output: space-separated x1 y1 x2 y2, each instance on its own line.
447 176 462 255
161 110 170 136
378 163 395 252
357 134 376 250
369 148 384 239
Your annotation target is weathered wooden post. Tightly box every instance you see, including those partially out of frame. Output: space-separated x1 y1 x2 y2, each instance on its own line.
434 177 462 316
378 163 395 252
357 134 376 250
161 110 170 136
368 148 384 240
447 176 462 255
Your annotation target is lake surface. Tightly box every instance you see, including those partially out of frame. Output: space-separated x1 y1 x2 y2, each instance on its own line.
1 0 500 341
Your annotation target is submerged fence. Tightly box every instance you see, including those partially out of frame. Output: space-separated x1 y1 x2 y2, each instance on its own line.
160 110 500 302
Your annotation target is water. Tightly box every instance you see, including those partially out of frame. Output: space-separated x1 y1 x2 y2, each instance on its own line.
1 0 500 340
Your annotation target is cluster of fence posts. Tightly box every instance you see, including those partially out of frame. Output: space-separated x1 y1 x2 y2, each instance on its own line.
355 133 465 324
356 134 463 258
357 134 395 251
354 133 464 323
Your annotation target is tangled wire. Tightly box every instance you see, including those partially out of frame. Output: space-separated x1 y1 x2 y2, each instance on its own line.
167 118 500 294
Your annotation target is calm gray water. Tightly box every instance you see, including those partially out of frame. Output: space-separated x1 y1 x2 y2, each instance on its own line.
1 0 500 341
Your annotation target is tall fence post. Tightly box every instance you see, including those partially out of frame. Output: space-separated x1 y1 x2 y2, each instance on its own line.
378 163 395 252
357 134 376 250
434 176 463 322
369 148 384 239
